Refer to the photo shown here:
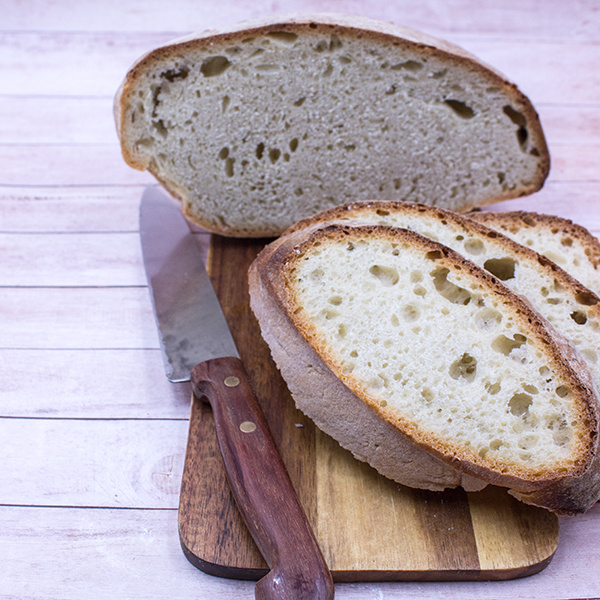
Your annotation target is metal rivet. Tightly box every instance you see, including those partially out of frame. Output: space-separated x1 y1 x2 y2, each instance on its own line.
224 376 240 387
240 421 257 433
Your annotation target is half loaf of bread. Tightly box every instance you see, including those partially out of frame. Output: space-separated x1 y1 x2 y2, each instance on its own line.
249 222 600 514
115 13 549 237
469 210 600 297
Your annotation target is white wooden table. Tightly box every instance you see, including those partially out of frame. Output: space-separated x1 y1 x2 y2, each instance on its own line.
2 1 599 598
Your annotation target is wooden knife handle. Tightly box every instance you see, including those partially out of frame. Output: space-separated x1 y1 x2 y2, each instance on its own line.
191 356 334 600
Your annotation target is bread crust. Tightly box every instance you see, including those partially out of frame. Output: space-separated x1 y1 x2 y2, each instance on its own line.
115 14 550 236
249 221 600 514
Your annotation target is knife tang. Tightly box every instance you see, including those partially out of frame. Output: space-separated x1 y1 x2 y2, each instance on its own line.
191 356 334 600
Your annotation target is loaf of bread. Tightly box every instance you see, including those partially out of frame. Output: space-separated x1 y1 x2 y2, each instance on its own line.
284 201 600 400
469 210 600 296
249 221 600 515
115 14 549 237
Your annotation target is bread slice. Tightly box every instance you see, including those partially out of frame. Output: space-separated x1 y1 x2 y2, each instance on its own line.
469 210 600 296
249 222 600 515
115 13 549 237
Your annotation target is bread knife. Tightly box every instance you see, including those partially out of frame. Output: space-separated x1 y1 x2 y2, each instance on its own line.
139 186 333 600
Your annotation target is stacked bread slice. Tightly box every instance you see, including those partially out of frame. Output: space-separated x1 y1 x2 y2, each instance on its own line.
248 203 600 515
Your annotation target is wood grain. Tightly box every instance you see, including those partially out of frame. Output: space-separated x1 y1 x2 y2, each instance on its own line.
178 235 559 582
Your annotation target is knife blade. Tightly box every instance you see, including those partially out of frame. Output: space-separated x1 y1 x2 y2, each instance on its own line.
140 186 334 600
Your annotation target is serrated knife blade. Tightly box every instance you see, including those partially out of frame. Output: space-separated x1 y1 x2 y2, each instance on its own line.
139 186 333 600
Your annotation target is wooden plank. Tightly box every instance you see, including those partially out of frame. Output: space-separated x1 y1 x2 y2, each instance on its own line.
0 349 191 419
0 506 255 600
1 32 599 104
0 144 152 186
0 229 209 286
1 505 596 600
0 418 187 508
0 31 173 97
0 96 118 145
0 287 157 349
2 0 599 43
0 232 146 287
457 40 600 105
0 142 598 188
0 186 146 233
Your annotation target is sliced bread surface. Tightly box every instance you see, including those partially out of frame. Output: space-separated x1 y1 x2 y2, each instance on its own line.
115 14 549 237
469 210 600 296
284 201 600 397
249 223 600 514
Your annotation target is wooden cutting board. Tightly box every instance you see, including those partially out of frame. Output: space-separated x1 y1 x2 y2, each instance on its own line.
178 235 559 582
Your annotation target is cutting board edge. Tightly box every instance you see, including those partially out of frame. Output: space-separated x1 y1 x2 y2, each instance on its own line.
178 531 557 583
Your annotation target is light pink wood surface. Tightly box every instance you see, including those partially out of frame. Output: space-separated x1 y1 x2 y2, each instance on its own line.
2 1 599 598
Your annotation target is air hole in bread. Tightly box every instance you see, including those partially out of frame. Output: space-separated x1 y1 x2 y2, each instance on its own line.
421 388 434 402
309 268 324 281
431 267 472 305
509 392 532 416
575 290 599 306
475 307 502 331
464 238 485 255
369 264 399 286
492 333 527 356
410 270 423 283
200 56 231 77
160 65 190 82
338 323 347 337
269 148 281 163
485 381 502 395
503 105 527 127
289 138 299 152
390 60 424 71
321 308 339 320
390 314 399 327
402 304 420 322
561 236 574 247
484 257 516 281
255 143 265 159
571 310 588 325
413 285 427 297
425 249 443 260
151 119 169 139
328 295 343 306
449 353 477 382
266 31 299 44
444 99 475 119
224 157 235 177
556 385 570 398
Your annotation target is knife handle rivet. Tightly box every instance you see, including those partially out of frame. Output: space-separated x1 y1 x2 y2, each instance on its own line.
240 421 257 433
224 376 240 387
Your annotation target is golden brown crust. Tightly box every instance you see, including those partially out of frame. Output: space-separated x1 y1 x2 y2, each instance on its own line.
250 221 600 513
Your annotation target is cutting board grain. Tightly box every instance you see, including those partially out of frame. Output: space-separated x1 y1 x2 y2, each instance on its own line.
178 234 560 582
